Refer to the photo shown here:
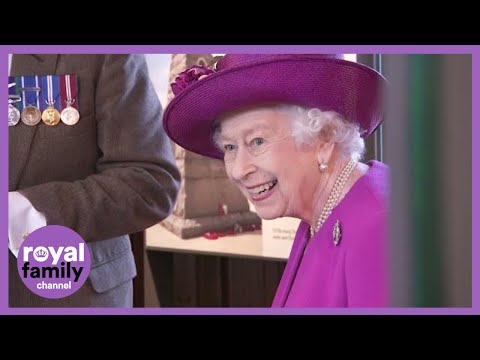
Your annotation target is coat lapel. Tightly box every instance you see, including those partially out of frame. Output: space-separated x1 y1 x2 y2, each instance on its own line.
10 54 59 76
9 55 59 190
271 222 309 307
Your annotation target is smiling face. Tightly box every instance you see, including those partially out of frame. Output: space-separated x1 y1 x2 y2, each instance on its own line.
216 107 320 220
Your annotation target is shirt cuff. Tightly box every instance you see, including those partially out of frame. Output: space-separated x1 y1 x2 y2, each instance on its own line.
8 191 47 258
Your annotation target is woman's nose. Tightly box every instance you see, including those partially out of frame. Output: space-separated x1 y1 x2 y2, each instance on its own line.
230 147 256 181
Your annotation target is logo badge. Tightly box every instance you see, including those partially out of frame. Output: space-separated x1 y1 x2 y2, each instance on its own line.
17 225 91 299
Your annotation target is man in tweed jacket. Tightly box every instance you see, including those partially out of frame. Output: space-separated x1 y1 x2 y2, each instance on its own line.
8 54 181 307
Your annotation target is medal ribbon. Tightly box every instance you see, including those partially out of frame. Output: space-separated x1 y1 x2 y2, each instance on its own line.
8 76 22 110
22 75 40 109
41 75 60 111
10 75 78 113
59 74 78 109
8 76 16 96
8 76 18 107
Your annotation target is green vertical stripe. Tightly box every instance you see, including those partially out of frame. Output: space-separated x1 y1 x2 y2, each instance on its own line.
409 55 445 306
373 54 384 162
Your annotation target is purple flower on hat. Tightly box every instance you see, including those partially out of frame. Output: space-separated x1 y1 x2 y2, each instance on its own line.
171 65 215 95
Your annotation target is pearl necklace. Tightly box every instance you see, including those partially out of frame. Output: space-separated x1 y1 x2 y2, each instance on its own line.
310 158 357 238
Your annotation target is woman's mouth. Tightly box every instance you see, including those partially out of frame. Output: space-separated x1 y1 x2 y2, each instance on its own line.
247 180 278 202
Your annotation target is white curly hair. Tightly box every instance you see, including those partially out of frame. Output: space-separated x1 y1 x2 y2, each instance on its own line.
276 104 365 162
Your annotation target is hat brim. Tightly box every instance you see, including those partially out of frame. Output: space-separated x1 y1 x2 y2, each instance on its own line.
163 57 387 160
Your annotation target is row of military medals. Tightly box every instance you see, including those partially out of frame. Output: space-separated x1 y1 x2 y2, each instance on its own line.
8 75 80 127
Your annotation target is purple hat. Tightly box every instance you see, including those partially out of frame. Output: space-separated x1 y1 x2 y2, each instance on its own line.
163 54 387 160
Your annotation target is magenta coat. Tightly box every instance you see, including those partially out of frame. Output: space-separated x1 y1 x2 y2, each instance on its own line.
272 160 390 307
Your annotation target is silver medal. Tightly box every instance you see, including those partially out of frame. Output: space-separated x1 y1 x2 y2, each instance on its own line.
60 106 80 125
8 104 20 127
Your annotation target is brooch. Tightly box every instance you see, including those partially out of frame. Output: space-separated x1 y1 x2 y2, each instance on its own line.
332 220 341 246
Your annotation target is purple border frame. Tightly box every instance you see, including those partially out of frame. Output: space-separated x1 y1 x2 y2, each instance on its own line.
1 45 476 315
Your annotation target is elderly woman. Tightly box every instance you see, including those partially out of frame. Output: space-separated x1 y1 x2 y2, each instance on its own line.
163 54 390 307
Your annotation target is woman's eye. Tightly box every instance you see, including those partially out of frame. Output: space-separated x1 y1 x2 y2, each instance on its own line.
252 138 265 146
223 144 236 152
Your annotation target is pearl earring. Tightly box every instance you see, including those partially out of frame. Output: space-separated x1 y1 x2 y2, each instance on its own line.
319 162 328 172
